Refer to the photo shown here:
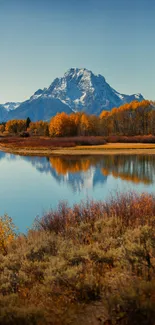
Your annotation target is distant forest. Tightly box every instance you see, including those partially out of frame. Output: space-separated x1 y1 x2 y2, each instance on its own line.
0 100 155 137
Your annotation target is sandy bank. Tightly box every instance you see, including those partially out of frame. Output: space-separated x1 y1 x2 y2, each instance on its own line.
0 142 155 156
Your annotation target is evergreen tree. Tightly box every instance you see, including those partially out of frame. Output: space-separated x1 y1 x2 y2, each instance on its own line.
26 117 31 129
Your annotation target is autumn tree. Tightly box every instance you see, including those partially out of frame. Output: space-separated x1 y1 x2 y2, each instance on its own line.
150 110 155 135
77 113 98 135
70 112 83 135
28 121 49 136
0 215 16 255
100 110 113 135
89 114 100 135
5 119 27 134
99 100 152 136
134 100 152 135
0 124 5 133
49 112 75 137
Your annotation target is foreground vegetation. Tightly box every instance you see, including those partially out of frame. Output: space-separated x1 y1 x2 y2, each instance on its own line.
1 193 155 324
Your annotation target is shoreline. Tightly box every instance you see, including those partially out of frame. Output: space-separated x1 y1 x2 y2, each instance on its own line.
1 142 155 156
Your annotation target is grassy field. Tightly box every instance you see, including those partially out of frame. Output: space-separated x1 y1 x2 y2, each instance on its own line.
1 192 155 324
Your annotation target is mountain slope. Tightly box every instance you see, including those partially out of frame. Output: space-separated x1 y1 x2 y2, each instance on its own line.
0 68 144 122
2 102 20 112
0 104 8 121
8 96 72 121
45 68 144 115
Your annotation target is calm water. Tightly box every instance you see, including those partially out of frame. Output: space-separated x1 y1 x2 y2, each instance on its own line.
0 151 155 232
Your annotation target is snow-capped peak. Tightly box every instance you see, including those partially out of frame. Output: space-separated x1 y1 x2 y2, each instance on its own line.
0 68 144 122
135 93 142 99
3 102 21 111
64 67 91 77
30 88 47 101
42 68 144 115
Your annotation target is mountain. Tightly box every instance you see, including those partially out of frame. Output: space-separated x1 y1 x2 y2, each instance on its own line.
0 104 8 121
0 68 144 122
8 96 72 121
2 102 20 112
0 102 21 121
44 68 144 115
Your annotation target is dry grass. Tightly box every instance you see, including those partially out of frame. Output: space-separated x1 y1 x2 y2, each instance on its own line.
77 143 155 149
1 136 155 156
0 136 106 155
0 136 107 147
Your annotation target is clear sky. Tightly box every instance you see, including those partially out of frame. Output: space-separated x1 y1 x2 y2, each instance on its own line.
0 0 154 103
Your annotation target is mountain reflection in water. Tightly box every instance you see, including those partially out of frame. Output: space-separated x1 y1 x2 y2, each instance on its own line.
1 153 155 192
1 151 155 232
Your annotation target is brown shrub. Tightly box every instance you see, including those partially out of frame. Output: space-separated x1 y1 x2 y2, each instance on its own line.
106 135 155 143
1 193 155 324
37 192 155 234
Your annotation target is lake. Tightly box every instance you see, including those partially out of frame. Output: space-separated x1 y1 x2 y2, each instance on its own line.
0 151 155 233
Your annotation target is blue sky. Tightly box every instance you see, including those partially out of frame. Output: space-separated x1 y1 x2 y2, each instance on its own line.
0 0 154 103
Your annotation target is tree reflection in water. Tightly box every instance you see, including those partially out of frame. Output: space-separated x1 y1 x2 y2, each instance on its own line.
49 155 155 186
1 153 155 191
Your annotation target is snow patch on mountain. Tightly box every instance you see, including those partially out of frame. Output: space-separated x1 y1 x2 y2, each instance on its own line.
3 102 20 111
114 92 124 100
135 93 142 99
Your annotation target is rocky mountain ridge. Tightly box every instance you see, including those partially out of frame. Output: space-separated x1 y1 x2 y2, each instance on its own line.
0 68 144 122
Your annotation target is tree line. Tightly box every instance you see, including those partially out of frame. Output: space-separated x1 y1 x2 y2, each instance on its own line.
0 100 155 137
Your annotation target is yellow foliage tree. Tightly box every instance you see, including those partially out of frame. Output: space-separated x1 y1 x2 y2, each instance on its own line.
0 124 5 133
0 215 16 255
70 112 83 135
100 110 110 119
99 100 152 136
49 112 75 137
79 113 99 135
28 121 49 136
5 119 27 134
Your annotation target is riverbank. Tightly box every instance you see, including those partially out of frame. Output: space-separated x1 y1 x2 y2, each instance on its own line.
52 143 155 156
1 136 155 156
